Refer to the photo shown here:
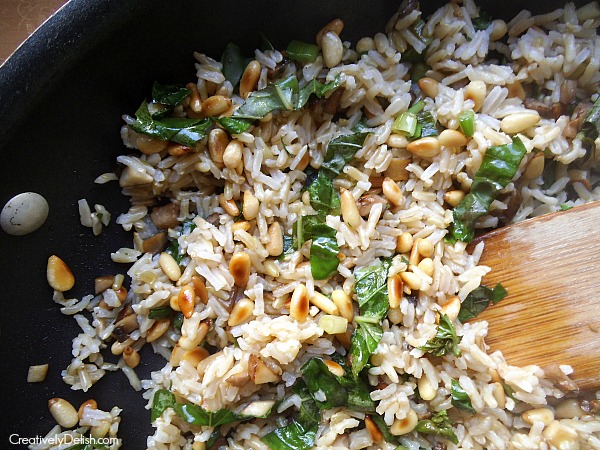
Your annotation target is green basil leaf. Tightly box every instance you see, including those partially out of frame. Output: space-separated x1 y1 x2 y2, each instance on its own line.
321 132 369 178
291 380 321 427
577 96 600 148
173 403 256 427
451 379 476 414
451 137 527 242
415 410 458 444
310 234 340 280
173 312 184 332
213 116 254 134
221 42 246 87
297 76 340 109
148 306 173 320
472 10 493 31
349 321 383 378
151 389 176 421
232 83 291 120
354 258 393 319
206 429 222 449
457 283 507 322
419 314 462 357
309 172 340 216
301 358 348 409
286 40 320 64
416 110 438 138
261 421 317 450
371 414 400 445
152 82 191 107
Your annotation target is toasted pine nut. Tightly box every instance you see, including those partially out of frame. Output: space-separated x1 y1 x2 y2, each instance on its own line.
169 295 181 311
290 284 310 322
444 189 465 207
507 80 526 100
296 151 310 171
340 188 361 229
219 194 240 217
524 152 545 179
418 376 436 401
181 347 210 368
159 252 181 282
382 177 404 207
192 442 207 450
48 398 79 428
169 344 186 367
232 221 251 232
555 398 584 419
146 318 171 342
356 37 375 53
489 368 502 383
370 352 384 366
229 252 251 287
322 31 344 68
386 133 409 149
202 95 232 117
388 307 403 324
266 222 284 256
94 275 115 294
331 289 354 321
418 77 439 98
90 421 110 439
489 19 507 41
491 382 506 409
240 60 261 99
27 364 49 383
406 137 441 158
316 18 344 46
186 83 203 114
111 337 134 355
365 416 383 443
242 191 259 220
440 295 461 322
167 142 192 157
223 140 243 169
522 408 554 426
136 135 167 155
500 112 540 134
417 238 434 258
178 285 196 319
78 399 97 420
123 346 140 368
191 275 209 304
464 80 486 112
542 420 579 449
47 255 75 292
324 360 345 377
401 271 421 291
310 292 340 315
228 298 255 326
115 287 127 303
409 239 422 266
388 274 403 309
396 232 413 254
438 129 467 147
385 158 410 181
418 258 434 277
208 128 229 167
390 409 418 436
179 321 209 351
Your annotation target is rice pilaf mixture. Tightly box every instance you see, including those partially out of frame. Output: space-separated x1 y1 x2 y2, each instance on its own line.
37 1 600 449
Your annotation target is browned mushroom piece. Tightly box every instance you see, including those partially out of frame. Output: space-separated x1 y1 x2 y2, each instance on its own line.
150 203 180 230
563 102 593 138
357 194 388 217
543 363 579 394
141 231 168 253
490 189 522 226
559 79 577 105
523 98 554 119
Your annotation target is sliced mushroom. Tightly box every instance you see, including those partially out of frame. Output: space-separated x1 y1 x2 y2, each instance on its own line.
491 189 522 226
142 231 168 253
560 79 577 105
357 194 387 217
94 275 115 295
226 373 251 387
543 364 579 394
248 354 280 384
150 203 180 230
523 98 554 119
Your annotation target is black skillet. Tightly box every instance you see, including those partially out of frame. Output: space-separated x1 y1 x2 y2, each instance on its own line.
0 0 574 447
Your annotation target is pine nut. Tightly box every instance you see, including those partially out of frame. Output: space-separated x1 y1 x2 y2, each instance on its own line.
524 152 545 179
522 408 555 426
489 368 502 383
324 360 345 377
409 239 422 266
388 274 403 309
386 133 409 149
264 260 280 278
192 442 206 450
396 232 414 254
340 188 362 229
388 307 403 324
191 275 209 304
331 289 354 321
401 271 421 291
417 238 434 258
169 344 186 367
123 346 140 368
500 112 540 134
443 190 465 207
356 37 375 53
370 352 384 366
489 19 507 41
385 158 410 181
202 95 232 117
48 398 79 428
296 151 310 171
382 177 404 207
316 18 344 46
439 129 467 147
418 77 439 98
542 421 579 449
232 221 250 232
406 137 441 158
240 60 261 99
167 142 192 157
417 375 436 401
440 295 461 322
464 80 486 112
47 255 75 292
136 135 167 155
223 139 243 169
181 347 209 368
77 399 97 420
290 284 310 322
27 364 49 383
555 398 585 419
365 416 383 443
418 258 434 277
322 31 344 68
266 222 283 256
159 252 181 282
310 292 340 315
186 83 203 114
219 194 240 217
169 295 181 311
507 80 525 100
390 409 418 436
179 321 209 351
94 275 115 294
491 382 506 408
178 284 196 319
115 287 127 303
208 128 229 167
318 314 348 334
146 318 171 342
111 337 134 355
242 191 259 220
229 252 251 287
90 421 110 439
228 298 255 326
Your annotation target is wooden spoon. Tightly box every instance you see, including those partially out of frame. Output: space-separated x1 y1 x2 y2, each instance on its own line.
471 201 600 391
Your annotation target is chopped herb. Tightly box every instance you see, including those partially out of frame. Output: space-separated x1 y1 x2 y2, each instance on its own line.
401 19 432 63
577 97 600 149
148 306 173 320
560 203 573 211
292 380 321 427
151 389 176 421
415 409 458 444
450 137 527 243
371 414 400 445
213 116 254 134
320 132 369 179
309 172 341 217
472 10 493 31
419 314 462 357
150 82 191 118
173 401 272 427
261 421 317 450
221 42 246 87
503 383 517 401
392 111 418 135
457 283 507 322
451 379 476 414
416 110 439 138
310 231 340 279
411 62 430 82
459 110 475 137
286 40 319 64
297 76 340 110
350 321 383 378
